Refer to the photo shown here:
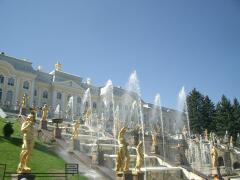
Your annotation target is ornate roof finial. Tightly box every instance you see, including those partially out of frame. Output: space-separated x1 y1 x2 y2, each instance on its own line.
55 61 61 71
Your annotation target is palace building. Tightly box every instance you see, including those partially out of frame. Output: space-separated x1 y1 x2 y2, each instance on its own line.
0 52 179 132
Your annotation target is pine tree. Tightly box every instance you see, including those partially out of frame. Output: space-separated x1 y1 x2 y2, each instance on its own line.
187 88 204 134
214 95 233 136
202 95 216 132
231 98 240 140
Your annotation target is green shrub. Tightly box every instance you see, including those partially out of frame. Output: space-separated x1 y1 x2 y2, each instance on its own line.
3 122 14 138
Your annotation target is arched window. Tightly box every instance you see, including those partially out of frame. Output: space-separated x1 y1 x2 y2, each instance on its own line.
6 90 13 105
0 88 2 100
93 102 97 109
34 89 37 96
8 77 14 86
218 157 224 167
23 81 29 89
57 92 62 100
77 96 81 104
233 162 240 169
110 102 113 108
43 90 48 99
0 75 4 84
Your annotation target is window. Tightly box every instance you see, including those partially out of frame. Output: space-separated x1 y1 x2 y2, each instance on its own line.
34 89 37 96
43 90 48 99
0 75 4 84
77 96 81 103
6 90 13 104
93 102 97 109
0 88 2 100
110 102 113 108
57 92 62 100
8 77 14 86
23 81 29 89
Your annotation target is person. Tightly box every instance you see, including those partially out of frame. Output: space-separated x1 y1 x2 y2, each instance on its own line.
17 113 35 173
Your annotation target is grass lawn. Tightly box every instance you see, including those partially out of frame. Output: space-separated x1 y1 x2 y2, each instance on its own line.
0 117 87 180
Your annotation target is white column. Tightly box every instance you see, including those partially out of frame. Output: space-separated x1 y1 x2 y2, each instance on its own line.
30 79 35 106
52 90 57 108
62 93 65 112
73 95 77 116
14 78 20 103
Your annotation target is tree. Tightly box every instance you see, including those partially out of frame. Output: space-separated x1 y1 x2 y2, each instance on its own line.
231 98 240 140
187 88 204 134
3 122 14 138
214 95 233 136
202 96 216 132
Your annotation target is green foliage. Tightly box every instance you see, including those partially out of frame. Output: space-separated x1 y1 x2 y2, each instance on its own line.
0 118 87 180
202 96 216 132
187 88 205 134
214 95 233 136
3 122 14 138
187 89 240 141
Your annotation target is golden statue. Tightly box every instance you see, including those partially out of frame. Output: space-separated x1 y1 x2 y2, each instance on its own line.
21 94 28 108
17 113 35 173
41 104 49 121
72 121 80 140
116 127 130 173
152 132 157 146
134 141 144 174
19 94 30 116
211 145 218 168
83 108 91 125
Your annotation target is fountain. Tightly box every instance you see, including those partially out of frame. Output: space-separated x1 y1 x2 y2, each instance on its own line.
82 88 92 127
52 74 210 180
52 104 63 139
66 96 74 121
153 94 166 161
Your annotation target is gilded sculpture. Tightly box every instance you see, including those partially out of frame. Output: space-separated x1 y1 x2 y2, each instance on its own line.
19 94 30 116
116 127 130 173
134 141 144 174
83 108 91 125
41 104 49 121
211 145 218 168
151 131 158 154
72 120 80 140
17 113 35 173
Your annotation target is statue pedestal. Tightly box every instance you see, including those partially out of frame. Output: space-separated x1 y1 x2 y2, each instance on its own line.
116 171 133 180
17 173 35 180
40 120 47 130
211 168 218 176
132 172 144 180
73 139 80 150
54 127 62 139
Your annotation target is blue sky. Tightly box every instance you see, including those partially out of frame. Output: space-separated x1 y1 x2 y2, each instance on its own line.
0 0 240 108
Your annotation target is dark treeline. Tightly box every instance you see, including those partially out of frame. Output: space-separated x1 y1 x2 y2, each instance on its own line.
187 88 240 141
